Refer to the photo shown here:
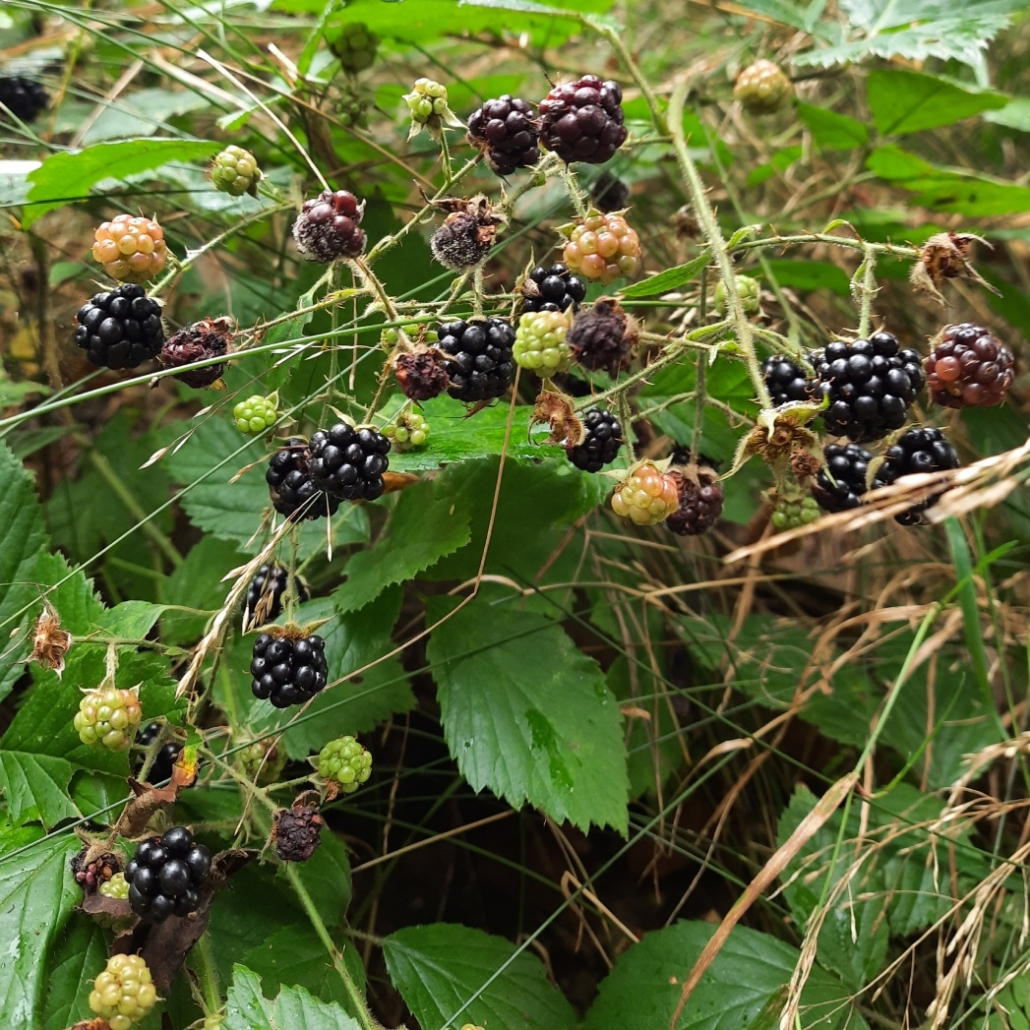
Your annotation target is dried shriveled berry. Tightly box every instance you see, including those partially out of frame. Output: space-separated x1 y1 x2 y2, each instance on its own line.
567 298 637 375
159 316 231 388
273 800 324 862
394 348 451 401
666 467 724 536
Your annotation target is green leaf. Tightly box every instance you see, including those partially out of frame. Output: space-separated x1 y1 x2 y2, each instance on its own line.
985 97 1030 132
80 88 211 144
240 926 355 1007
42 919 109 1030
764 259 851 297
0 834 82 1028
867 69 1007 135
619 252 711 299
223 964 363 1030
336 481 471 612
24 139 220 226
100 599 178 640
427 602 628 833
34 550 105 637
383 923 578 1030
796 102 869 149
585 921 864 1030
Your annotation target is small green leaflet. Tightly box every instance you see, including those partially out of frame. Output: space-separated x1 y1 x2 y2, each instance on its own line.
620 252 710 299
867 69 1007 136
223 965 363 1030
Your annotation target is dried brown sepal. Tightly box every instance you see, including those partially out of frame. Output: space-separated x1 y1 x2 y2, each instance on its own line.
30 600 72 677
531 391 583 448
567 299 638 376
272 797 324 862
742 417 818 471
112 747 198 836
71 845 121 894
393 347 450 401
909 231 999 306
381 470 421 495
790 449 822 483
671 206 699 239
67 1020 109 1030
79 889 135 932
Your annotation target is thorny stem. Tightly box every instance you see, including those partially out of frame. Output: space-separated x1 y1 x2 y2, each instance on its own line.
558 162 588 219
667 81 772 410
731 232 919 260
691 269 709 463
193 932 222 1016
856 243 878 339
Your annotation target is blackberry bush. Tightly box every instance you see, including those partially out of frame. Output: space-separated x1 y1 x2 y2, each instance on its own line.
521 263 588 315
566 409 623 472
438 318 516 402
872 426 961 524
539 75 627 163
74 284 165 370
308 422 392 502
250 632 329 708
125 826 212 922
926 323 1015 407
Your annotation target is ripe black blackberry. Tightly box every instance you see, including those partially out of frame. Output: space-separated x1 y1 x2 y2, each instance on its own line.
812 332 925 442
591 171 630 213
466 95 540 176
266 438 341 521
761 354 813 408
136 722 182 784
521 263 587 316
666 467 724 536
872 427 960 525
539 75 627 164
292 188 366 262
926 323 1015 408
73 284 165 370
0 75 48 122
308 422 391 502
438 318 516 403
246 564 309 625
812 443 873 513
566 409 623 472
125 826 211 922
567 299 637 375
251 632 329 708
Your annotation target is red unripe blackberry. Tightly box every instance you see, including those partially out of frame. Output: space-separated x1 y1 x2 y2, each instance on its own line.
812 443 873 513
926 323 1014 408
125 825 211 922
266 438 342 521
666 467 724 536
568 299 637 375
394 349 451 401
521 263 587 315
159 316 231 388
812 332 924 442
872 426 960 525
438 318 516 402
566 409 623 472
0 75 48 122
467 95 540 176
251 632 329 708
74 284 165 370
308 422 392 502
539 75 627 164
761 354 814 408
562 211 641 283
591 171 630 213
246 563 309 625
293 189 366 262
136 722 182 784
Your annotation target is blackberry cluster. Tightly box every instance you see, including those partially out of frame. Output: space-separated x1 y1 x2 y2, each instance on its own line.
521 263 588 315
591 171 630 213
250 632 329 708
872 427 960 525
429 198 501 272
611 462 681 526
568 299 636 375
88 954 158 1030
438 318 516 402
926 323 1015 408
666 469 724 536
0 75 48 122
292 188 366 263
467 95 540 175
91 213 167 283
246 563 309 625
160 317 230 388
514 309 572 377
136 722 182 784
308 423 392 502
266 438 341 521
125 826 212 922
318 735 373 794
812 333 924 442
813 444 873 513
714 274 762 317
238 738 286 784
539 75 627 164
761 354 813 408
211 144 262 197
74 284 165 370
566 409 623 472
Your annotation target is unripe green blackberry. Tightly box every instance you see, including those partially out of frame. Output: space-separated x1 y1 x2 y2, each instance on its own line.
338 90 369 129
89 953 158 1030
100 871 130 899
318 735 372 794
771 494 820 530
734 59 792 114
405 77 450 125
234 393 277 434
611 462 680 526
514 309 572 377
211 145 262 197
390 411 430 450
330 21 380 73
713 274 761 316
74 685 143 751
238 738 287 784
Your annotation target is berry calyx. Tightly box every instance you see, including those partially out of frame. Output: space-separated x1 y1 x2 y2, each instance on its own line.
159 316 231 388
317 735 372 794
714 274 762 316
329 21 380 73
761 353 814 408
539 74 627 164
666 466 724 536
91 213 168 283
74 685 142 751
250 631 329 708
514 309 572 377
136 722 183 784
308 422 392 502
872 426 960 525
562 211 641 283
467 95 540 176
438 318 516 402
734 59 792 114
926 323 1015 408
100 872 130 899
88 954 158 1030
125 825 212 923
245 563 309 626
591 171 630 213
238 738 287 784
812 443 873 513
521 263 588 316
211 145 262 197
611 462 681 526
812 332 925 442
771 493 820 530
234 393 278 434
566 409 623 472
0 75 48 123
390 411 430 450
74 284 165 370
292 189 366 263
266 438 342 521
567 298 637 375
